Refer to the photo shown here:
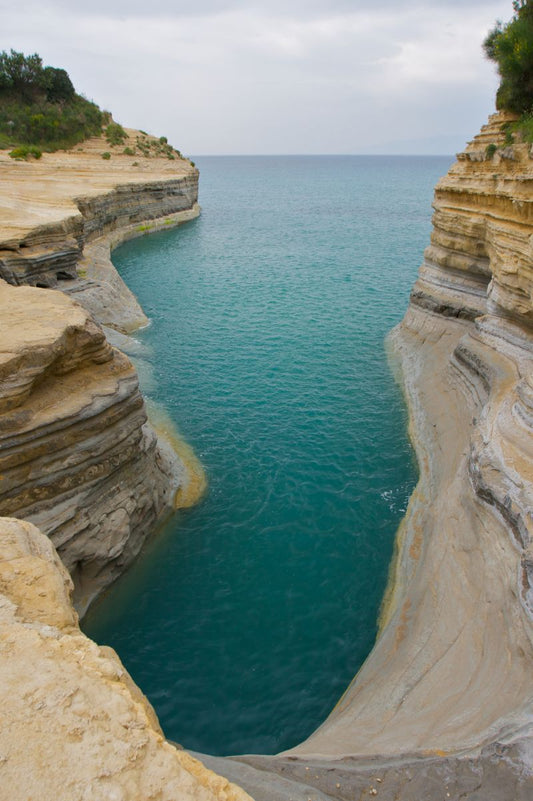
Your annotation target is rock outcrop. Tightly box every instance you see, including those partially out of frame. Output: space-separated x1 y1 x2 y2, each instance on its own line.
0 136 246 800
0 132 200 332
0 132 203 612
0 516 252 801
0 280 184 612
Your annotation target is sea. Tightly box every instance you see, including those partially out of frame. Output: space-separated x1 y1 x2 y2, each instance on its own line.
82 154 453 756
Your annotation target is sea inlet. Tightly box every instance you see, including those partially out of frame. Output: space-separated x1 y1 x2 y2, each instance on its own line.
83 154 452 756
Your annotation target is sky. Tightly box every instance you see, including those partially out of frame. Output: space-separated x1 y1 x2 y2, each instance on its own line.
0 0 515 155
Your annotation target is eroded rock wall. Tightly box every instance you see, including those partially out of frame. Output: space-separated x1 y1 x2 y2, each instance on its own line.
0 281 182 611
0 517 253 801
0 140 200 331
0 173 198 287
409 110 533 613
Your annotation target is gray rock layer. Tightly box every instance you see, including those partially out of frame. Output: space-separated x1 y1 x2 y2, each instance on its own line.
0 282 181 612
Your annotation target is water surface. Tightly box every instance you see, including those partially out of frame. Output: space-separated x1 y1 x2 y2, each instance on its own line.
83 155 452 755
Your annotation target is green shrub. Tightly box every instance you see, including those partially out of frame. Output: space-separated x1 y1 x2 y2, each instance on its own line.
485 143 498 158
9 144 42 159
43 67 74 102
105 122 127 146
507 111 533 141
0 50 103 150
123 146 135 155
159 135 167 144
101 151 111 159
484 1 533 113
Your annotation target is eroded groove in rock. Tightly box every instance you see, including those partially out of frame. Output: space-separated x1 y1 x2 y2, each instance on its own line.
0 282 183 611
0 134 200 331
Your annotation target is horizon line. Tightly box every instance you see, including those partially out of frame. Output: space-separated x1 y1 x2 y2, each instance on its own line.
190 152 456 158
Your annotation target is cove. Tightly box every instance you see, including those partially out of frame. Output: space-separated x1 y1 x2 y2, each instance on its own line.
83 155 452 756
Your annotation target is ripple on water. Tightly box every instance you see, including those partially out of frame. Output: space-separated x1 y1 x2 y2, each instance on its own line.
83 155 452 756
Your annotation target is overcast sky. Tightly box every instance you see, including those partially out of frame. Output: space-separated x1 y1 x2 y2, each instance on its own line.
0 0 514 154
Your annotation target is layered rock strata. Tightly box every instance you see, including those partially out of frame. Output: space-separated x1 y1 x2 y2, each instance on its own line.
0 133 200 331
193 113 533 799
0 280 183 612
0 516 252 801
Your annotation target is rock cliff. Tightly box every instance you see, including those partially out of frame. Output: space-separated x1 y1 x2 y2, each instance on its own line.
0 134 202 610
0 280 184 612
4 114 533 800
0 131 200 331
0 517 252 801
0 137 248 800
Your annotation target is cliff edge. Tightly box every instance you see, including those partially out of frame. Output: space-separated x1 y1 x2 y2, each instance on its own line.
0 516 252 801
0 134 202 610
0 129 200 332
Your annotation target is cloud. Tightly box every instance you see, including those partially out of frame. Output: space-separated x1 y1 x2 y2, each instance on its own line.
0 0 513 153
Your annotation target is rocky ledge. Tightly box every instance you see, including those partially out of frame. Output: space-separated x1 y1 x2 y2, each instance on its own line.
0 280 185 612
0 130 200 332
0 517 252 801
0 132 202 612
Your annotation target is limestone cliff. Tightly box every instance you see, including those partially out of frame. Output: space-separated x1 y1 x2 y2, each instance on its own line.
0 517 253 801
0 130 200 332
4 114 533 800
0 132 202 610
0 280 184 611
0 136 247 800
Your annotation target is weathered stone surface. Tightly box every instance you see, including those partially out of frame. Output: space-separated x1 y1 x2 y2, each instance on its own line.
0 281 182 611
0 131 200 332
0 517 253 801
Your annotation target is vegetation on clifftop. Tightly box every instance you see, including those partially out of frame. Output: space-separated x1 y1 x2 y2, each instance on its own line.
0 49 194 166
0 50 104 150
484 1 533 141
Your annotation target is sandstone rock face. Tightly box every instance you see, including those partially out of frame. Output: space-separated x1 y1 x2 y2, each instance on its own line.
0 517 253 801
0 136 200 331
0 281 182 611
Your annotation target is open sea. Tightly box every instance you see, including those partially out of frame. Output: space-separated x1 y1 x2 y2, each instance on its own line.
82 154 453 756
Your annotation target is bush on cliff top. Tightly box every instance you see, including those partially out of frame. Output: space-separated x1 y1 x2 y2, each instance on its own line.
484 1 533 114
0 49 103 150
9 144 42 160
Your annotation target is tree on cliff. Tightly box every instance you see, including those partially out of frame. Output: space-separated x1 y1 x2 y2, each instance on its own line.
484 0 533 113
0 49 102 149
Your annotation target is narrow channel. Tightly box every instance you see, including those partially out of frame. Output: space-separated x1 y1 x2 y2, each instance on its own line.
83 155 451 756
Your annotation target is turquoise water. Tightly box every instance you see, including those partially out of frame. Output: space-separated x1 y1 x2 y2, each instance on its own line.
83 155 452 756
